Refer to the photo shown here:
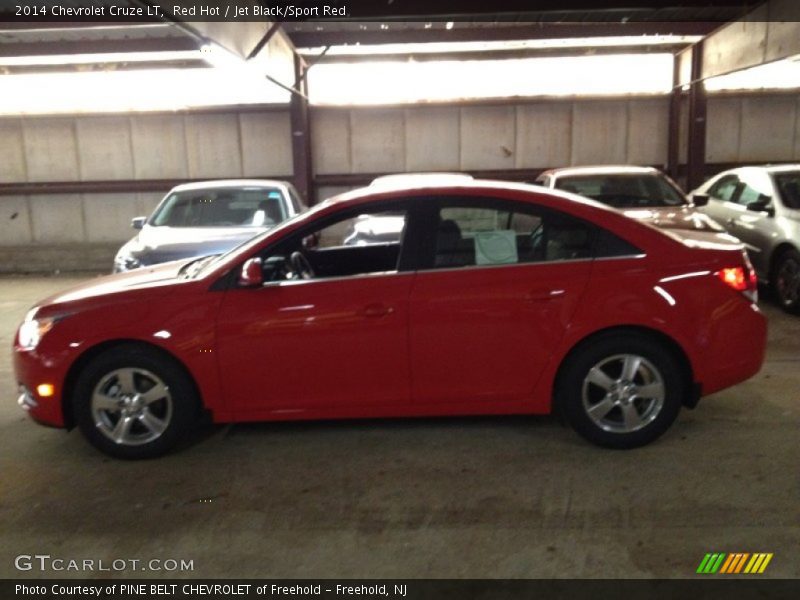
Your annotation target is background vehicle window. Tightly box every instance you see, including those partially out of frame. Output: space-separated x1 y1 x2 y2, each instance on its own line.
151 188 286 227
734 172 773 208
429 204 593 269
707 175 740 203
555 174 686 208
774 172 800 209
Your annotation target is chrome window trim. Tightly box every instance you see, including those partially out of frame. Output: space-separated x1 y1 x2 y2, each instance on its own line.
259 270 413 289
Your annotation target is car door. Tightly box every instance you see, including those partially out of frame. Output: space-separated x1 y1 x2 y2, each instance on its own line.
723 170 778 275
407 197 593 407
215 202 415 416
701 173 742 227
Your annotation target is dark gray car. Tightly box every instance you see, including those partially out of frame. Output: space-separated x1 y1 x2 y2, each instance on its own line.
113 180 305 273
693 165 800 313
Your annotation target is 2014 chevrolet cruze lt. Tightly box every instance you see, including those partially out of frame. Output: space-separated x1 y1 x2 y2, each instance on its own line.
13 178 767 458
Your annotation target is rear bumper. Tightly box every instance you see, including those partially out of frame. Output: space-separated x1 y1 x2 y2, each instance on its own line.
696 302 767 397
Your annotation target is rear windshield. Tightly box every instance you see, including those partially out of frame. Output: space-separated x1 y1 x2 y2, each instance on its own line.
555 174 687 208
774 172 800 209
151 187 287 227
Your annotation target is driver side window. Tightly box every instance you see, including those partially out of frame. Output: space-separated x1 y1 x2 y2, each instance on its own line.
263 209 408 282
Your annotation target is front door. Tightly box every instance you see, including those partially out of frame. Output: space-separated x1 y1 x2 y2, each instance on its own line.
215 204 414 416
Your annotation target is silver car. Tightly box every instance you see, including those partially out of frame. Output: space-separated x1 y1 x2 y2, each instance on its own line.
535 166 723 233
114 180 305 273
693 165 800 313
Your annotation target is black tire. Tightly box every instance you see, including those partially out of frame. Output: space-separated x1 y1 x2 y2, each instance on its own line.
556 333 684 449
73 344 198 459
772 248 800 314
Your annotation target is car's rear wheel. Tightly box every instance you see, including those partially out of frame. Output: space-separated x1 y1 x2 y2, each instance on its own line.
73 345 198 459
557 334 684 449
773 249 800 314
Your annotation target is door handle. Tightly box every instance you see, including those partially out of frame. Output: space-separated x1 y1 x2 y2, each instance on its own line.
362 303 394 318
525 289 566 302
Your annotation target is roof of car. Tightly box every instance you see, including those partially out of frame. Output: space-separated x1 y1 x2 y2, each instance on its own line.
325 177 612 213
170 179 290 192
540 165 660 179
761 164 800 174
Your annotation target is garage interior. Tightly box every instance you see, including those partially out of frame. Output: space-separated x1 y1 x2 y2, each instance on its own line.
1 0 799 579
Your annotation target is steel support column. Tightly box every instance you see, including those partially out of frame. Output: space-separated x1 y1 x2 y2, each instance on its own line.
290 54 314 204
666 52 682 180
686 41 707 192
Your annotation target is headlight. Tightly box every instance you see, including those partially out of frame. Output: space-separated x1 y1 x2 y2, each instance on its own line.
17 313 66 350
113 253 142 273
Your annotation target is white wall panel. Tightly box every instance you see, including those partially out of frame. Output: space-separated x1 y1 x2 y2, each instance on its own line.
29 194 84 243
76 117 134 181
739 96 796 162
405 106 460 171
706 97 742 163
515 103 572 169
22 118 79 182
82 193 139 243
311 110 351 174
185 114 243 179
131 115 189 179
571 101 628 165
0 120 27 182
460 106 516 170
350 109 405 173
627 98 669 166
240 111 292 177
0 196 32 245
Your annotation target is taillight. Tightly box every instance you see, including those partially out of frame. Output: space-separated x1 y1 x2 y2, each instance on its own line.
716 258 758 302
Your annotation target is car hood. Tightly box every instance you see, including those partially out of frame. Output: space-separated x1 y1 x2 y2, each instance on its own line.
620 206 724 232
123 225 268 264
34 260 194 315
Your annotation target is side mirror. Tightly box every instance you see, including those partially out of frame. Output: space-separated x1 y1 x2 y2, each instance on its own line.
747 198 775 217
691 193 709 207
238 257 263 288
131 216 146 230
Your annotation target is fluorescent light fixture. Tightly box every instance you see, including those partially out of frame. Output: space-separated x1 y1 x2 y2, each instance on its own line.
0 50 202 67
705 55 800 91
308 53 674 105
300 35 702 57
0 67 289 115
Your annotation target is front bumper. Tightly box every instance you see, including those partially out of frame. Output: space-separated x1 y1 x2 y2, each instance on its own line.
13 348 68 428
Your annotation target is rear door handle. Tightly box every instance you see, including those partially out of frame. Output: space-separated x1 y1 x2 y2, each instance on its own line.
525 289 566 302
362 303 394 318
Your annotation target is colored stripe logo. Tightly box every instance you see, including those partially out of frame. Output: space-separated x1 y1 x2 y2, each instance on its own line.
697 553 773 574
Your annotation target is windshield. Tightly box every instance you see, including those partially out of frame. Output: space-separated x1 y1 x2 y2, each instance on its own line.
150 187 287 227
556 174 687 208
774 171 800 209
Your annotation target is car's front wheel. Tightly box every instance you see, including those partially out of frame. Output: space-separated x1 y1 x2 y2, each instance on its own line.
73 345 198 459
773 248 800 314
557 333 684 449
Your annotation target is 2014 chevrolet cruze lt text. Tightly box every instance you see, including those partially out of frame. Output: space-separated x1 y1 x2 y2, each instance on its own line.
13 179 767 458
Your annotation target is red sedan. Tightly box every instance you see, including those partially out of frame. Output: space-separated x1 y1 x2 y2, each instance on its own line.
13 178 767 458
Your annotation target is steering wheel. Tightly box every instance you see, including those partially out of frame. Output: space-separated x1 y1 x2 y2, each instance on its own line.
289 251 315 280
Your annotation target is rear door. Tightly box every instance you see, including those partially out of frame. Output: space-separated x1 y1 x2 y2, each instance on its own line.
407 197 594 407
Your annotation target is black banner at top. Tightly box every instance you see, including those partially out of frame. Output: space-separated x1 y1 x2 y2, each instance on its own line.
0 0 768 24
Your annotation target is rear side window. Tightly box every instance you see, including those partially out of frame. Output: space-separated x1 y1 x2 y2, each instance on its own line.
594 229 643 258
422 201 595 270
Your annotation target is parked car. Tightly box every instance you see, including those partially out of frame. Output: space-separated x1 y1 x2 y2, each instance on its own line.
15 177 766 458
535 166 724 233
113 180 305 273
692 165 800 313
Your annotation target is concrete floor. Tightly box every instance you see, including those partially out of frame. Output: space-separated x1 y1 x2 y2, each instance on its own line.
1 274 798 579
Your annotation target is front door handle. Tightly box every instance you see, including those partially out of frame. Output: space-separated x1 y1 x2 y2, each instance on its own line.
362 303 394 318
525 289 566 302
